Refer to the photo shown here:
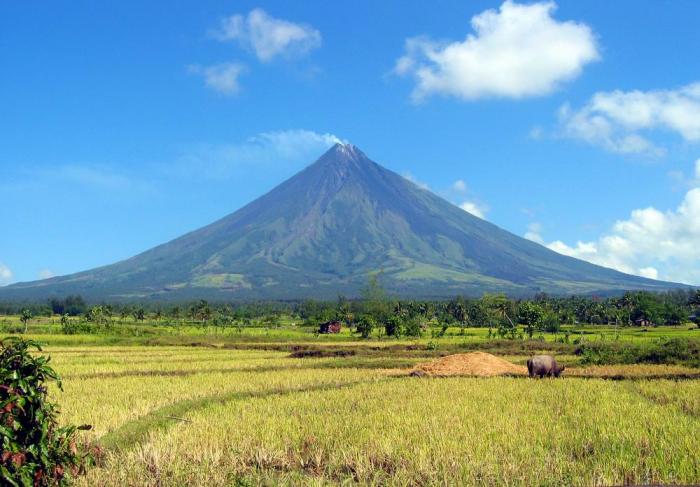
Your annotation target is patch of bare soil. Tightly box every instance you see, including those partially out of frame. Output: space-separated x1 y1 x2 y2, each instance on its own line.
410 352 527 377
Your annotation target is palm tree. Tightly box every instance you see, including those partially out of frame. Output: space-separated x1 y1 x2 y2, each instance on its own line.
20 309 32 334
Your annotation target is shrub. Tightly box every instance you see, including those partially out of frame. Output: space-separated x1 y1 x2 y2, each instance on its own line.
403 318 422 338
61 319 101 335
384 316 402 338
0 337 93 485
356 316 376 339
576 338 700 366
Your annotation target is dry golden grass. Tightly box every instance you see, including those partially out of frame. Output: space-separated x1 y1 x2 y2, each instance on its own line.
36 344 700 486
81 377 700 486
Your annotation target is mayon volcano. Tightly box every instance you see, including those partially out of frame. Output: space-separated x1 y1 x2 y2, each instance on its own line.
3 144 683 300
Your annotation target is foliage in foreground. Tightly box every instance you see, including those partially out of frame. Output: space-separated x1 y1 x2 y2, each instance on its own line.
0 337 92 486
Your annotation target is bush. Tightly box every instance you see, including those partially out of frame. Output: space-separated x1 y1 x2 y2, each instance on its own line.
403 318 422 338
61 319 101 335
0 337 93 485
576 338 700 366
356 316 376 339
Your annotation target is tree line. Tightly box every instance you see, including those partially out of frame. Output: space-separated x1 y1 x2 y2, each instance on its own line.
2 286 700 330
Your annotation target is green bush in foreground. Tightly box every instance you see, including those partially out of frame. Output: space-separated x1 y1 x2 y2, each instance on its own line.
0 337 93 486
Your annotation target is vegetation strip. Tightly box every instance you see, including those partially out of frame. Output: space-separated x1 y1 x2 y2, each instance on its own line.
98 378 389 451
63 360 415 380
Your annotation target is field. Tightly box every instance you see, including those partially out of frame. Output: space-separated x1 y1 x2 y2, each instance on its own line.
5 319 696 486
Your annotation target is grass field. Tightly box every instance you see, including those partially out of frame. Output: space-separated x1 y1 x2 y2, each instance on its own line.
5 321 691 486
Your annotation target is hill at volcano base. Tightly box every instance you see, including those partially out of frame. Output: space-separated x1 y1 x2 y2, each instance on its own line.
1 143 684 301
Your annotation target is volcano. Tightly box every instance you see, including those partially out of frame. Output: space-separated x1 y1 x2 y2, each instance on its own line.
1 143 683 300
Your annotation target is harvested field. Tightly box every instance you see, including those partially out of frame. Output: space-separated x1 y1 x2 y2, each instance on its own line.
21 341 700 486
410 351 526 377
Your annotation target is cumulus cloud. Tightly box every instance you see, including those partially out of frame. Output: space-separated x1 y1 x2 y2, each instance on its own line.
188 63 246 95
638 267 659 280
395 0 599 101
212 8 321 62
560 82 700 155
0 263 12 286
168 129 342 179
400 176 488 219
524 222 545 244
544 182 700 284
459 201 487 219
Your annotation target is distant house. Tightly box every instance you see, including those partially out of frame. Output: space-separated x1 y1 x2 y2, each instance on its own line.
319 320 342 334
635 317 653 327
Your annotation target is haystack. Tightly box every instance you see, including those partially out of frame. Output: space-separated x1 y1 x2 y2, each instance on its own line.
411 352 526 377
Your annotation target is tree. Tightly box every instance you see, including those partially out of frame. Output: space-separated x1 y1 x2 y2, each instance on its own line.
171 306 181 323
517 302 545 338
542 312 561 333
689 290 700 313
356 315 376 339
63 296 86 317
403 317 423 337
20 309 32 334
86 306 110 326
361 273 389 321
49 298 65 316
447 299 469 331
482 294 516 338
132 307 145 322
384 315 402 337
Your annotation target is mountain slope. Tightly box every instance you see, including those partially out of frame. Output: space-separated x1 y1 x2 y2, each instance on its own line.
1 144 684 300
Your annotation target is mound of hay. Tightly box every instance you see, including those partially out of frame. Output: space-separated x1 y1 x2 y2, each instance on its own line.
411 352 526 377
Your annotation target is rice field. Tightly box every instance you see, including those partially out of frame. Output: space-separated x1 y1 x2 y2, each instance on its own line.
37 342 700 486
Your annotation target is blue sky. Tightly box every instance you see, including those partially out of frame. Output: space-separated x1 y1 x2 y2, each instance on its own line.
2 0 700 285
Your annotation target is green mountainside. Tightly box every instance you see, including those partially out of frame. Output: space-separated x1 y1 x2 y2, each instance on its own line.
1 144 684 301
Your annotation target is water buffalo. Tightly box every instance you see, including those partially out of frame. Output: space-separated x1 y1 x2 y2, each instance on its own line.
527 355 565 378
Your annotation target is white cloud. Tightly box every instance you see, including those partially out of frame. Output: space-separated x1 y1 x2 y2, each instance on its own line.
38 269 55 280
406 177 487 219
0 263 12 286
524 222 544 244
560 82 700 155
451 179 467 193
395 0 598 101
638 267 659 280
459 201 486 219
544 182 700 284
212 8 321 62
189 63 246 95
169 129 342 180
